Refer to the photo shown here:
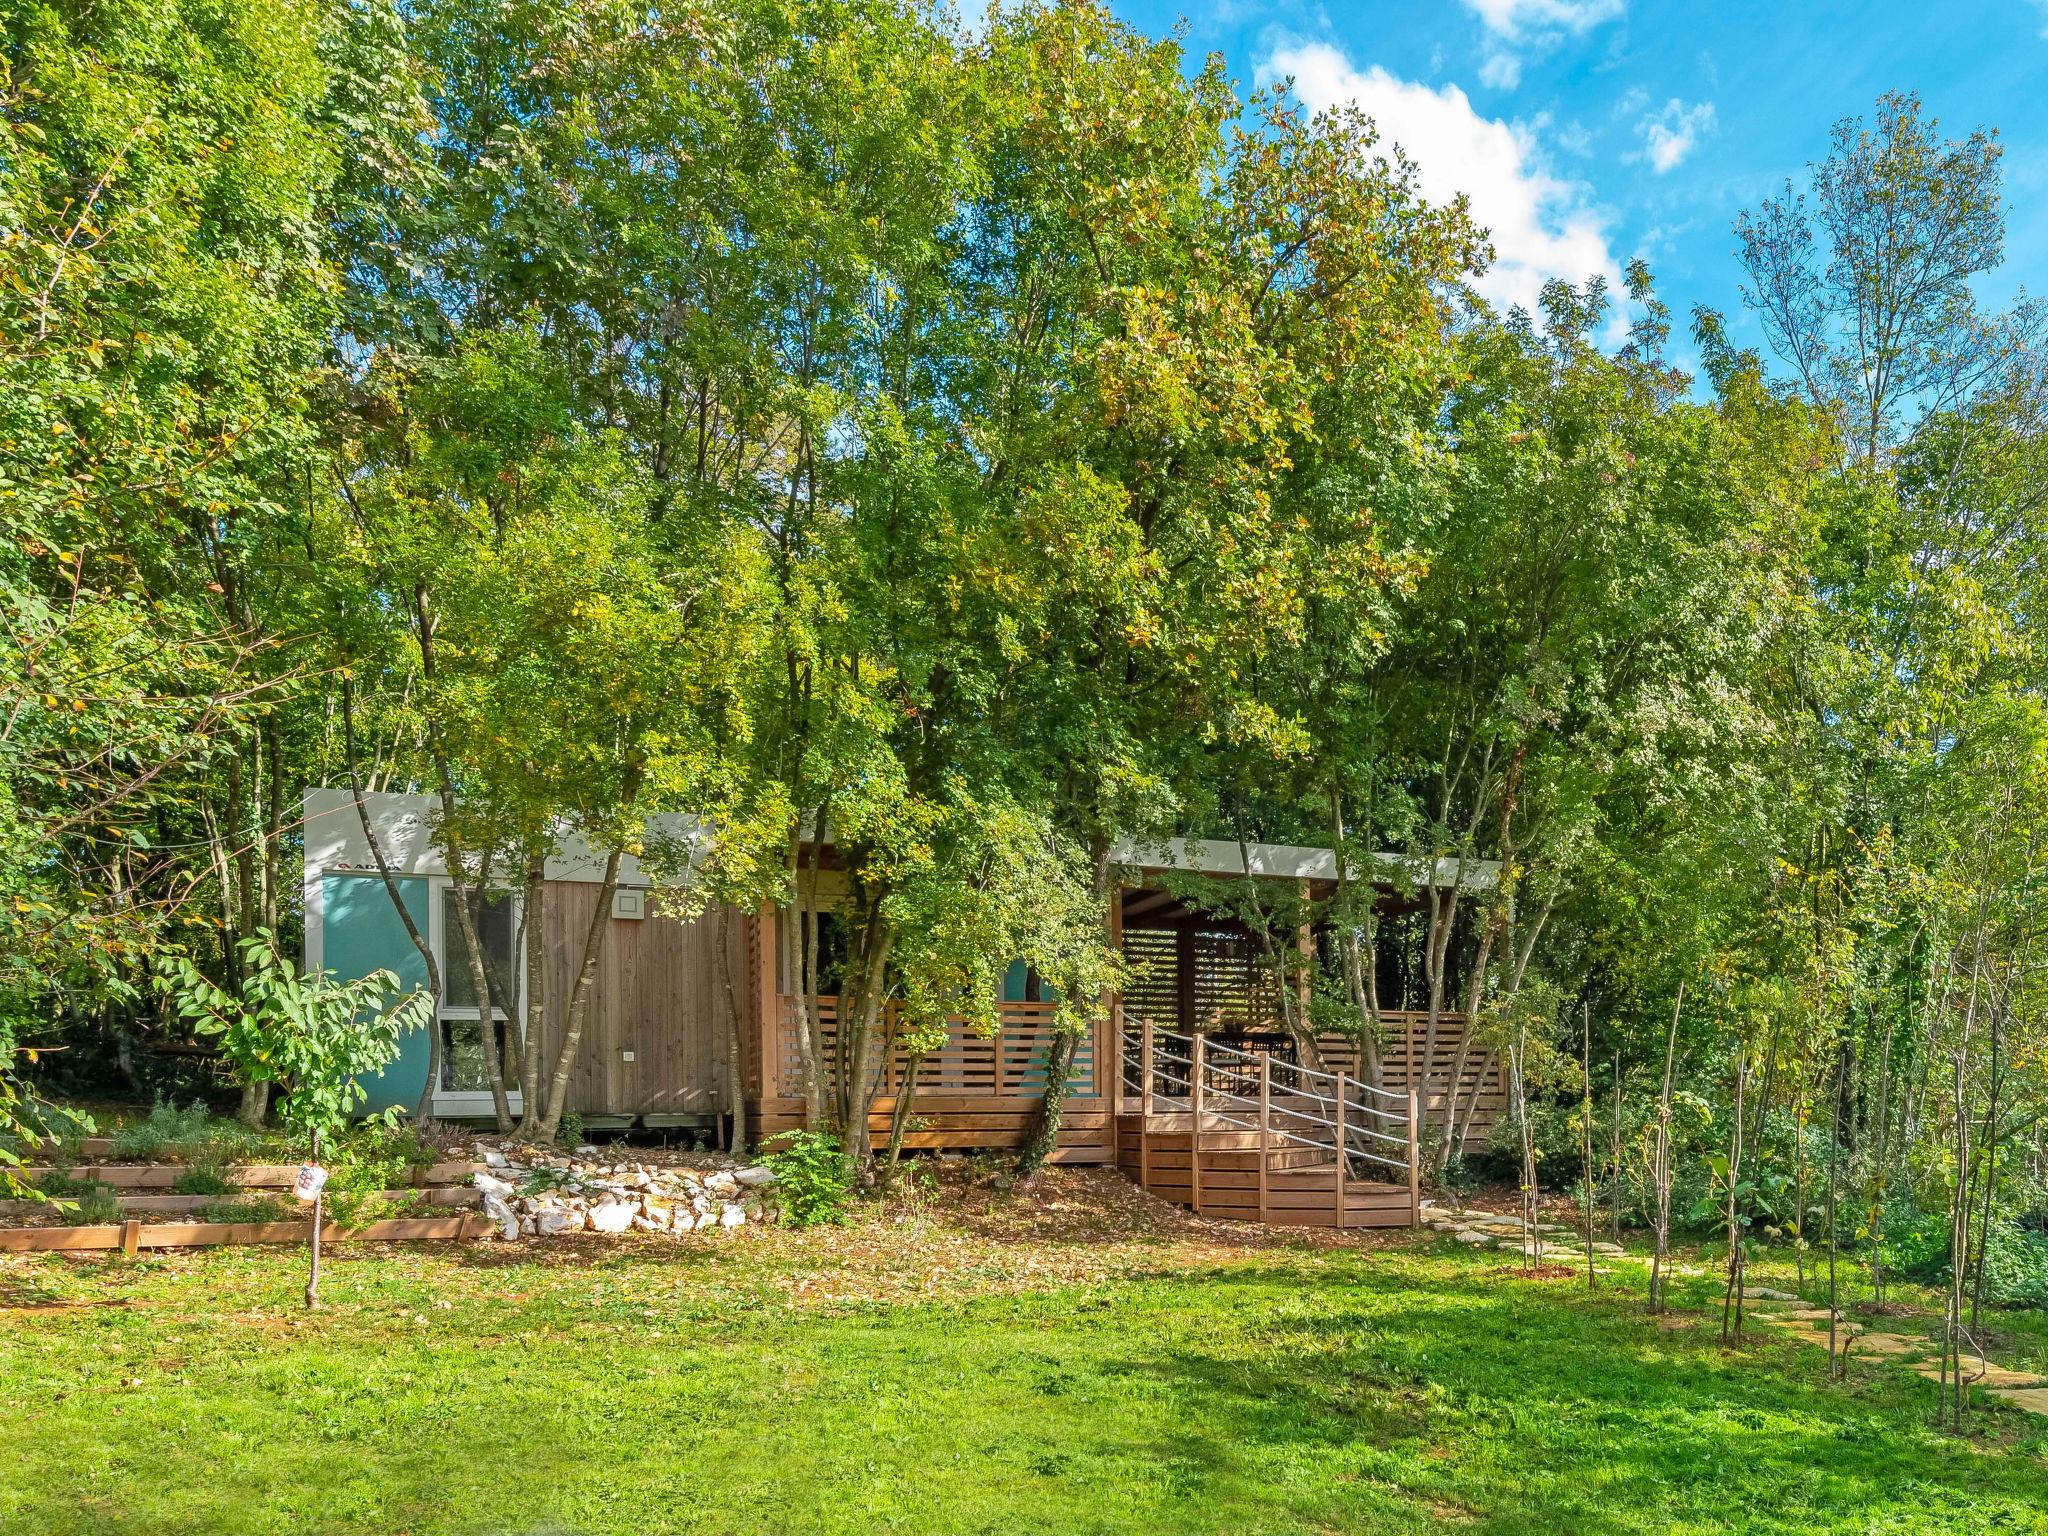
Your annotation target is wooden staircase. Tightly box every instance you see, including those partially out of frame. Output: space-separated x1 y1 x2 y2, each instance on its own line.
1113 1024 1421 1230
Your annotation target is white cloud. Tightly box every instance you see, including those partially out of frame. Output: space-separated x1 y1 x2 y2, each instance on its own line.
1463 0 1625 35
1477 48 1522 89
1460 1 1623 98
1554 119 1595 157
1631 98 1716 174
1259 41 1622 318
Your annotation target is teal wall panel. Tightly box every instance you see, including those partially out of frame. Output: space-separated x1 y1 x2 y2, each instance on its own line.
322 873 432 1115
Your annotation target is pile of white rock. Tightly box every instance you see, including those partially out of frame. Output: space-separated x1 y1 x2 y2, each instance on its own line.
470 1146 778 1242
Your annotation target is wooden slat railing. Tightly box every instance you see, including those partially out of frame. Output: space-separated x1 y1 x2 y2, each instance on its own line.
772 995 1097 1101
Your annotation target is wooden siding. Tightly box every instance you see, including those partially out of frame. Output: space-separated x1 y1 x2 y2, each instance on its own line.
536 883 751 1117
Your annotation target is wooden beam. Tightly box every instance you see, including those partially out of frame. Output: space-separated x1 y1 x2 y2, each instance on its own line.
1190 1031 1205 1217
1118 889 1184 922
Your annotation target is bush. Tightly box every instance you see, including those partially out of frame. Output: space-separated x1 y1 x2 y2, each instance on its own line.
170 1160 236 1196
321 1122 433 1228
108 1101 256 1162
0 1100 95 1164
762 1130 852 1226
1976 1216 2048 1307
196 1195 293 1225
39 1169 120 1225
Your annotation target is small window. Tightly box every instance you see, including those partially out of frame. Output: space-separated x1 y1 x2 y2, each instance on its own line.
443 890 517 1013
439 888 522 1096
442 1018 522 1093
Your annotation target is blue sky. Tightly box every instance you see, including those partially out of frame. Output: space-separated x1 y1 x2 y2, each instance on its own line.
1107 0 2048 366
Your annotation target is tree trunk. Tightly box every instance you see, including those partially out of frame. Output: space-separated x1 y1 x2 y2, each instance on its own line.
885 1053 924 1172
236 1080 270 1130
1329 788 1384 1089
537 847 621 1143
716 906 748 1160
1441 887 1553 1166
517 852 546 1135
1020 835 1113 1176
1581 1003 1595 1291
443 847 515 1134
434 777 513 1133
836 903 894 1166
1649 980 1685 1315
1827 1034 1849 1379
1720 1046 1748 1344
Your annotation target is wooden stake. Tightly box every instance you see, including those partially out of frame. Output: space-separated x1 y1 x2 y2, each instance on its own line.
305 1127 322 1311
119 1218 140 1257
1191 1032 1205 1216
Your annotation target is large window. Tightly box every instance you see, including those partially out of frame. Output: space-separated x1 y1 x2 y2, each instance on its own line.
440 889 521 1093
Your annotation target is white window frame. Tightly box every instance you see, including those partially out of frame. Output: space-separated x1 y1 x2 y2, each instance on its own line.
430 876 527 1117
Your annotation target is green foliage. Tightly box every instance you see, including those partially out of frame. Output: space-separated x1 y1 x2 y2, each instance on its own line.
169 1161 237 1198
107 1102 254 1163
0 1095 93 1197
319 1122 433 1229
555 1112 584 1150
196 1194 294 1225
762 1130 853 1227
518 1165 573 1197
0 0 342 1086
158 932 431 1145
38 1167 119 1225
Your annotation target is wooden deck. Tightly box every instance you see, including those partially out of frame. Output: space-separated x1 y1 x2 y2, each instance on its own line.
749 993 1118 1163
1110 1028 1421 1229
745 983 1485 1191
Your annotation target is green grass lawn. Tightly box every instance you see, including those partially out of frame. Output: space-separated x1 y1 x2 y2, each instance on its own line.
3 1176 2044 1535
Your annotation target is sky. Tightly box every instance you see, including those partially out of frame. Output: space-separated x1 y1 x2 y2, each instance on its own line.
1106 0 2048 368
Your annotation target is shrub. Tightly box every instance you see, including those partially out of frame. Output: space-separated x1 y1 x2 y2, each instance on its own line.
0 1100 95 1165
108 1101 256 1163
520 1164 573 1197
196 1195 293 1225
762 1130 852 1226
170 1160 236 1197
62 1188 123 1226
1976 1216 2048 1308
39 1168 120 1225
321 1122 433 1228
557 1111 585 1150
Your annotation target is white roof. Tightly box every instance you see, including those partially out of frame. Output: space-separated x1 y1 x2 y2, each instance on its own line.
300 789 706 888
1111 836 1500 892
304 791 1498 895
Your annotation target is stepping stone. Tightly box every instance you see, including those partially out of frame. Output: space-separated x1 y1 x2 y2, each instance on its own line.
1452 1229 1495 1245
1996 1386 2048 1415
